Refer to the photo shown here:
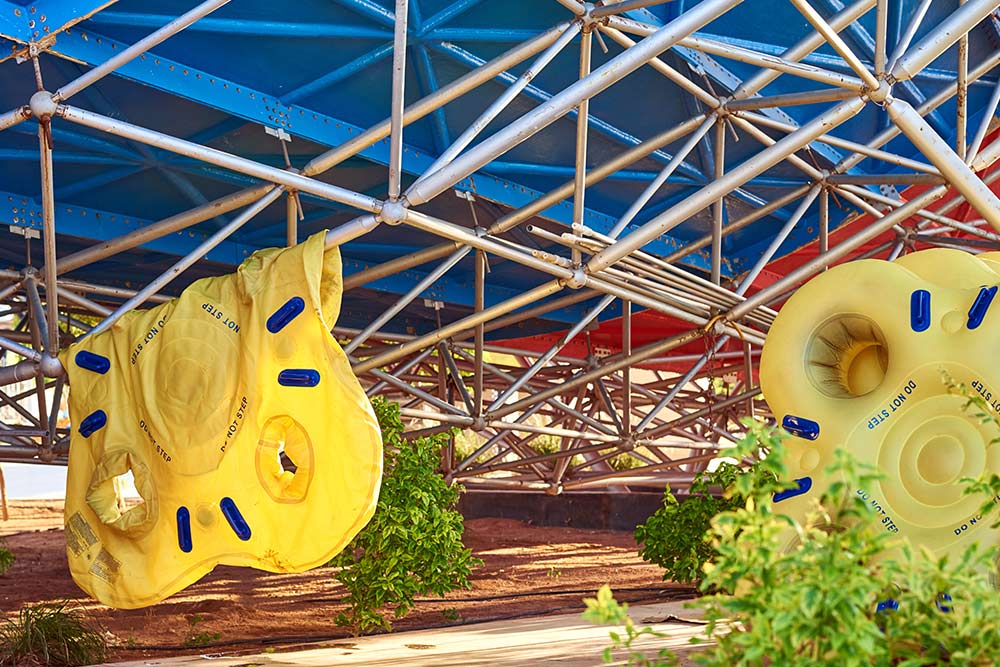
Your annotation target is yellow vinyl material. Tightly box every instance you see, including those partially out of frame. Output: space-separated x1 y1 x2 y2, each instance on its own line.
760 249 1000 568
59 231 382 609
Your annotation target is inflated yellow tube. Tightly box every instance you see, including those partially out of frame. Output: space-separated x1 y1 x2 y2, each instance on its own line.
59 231 382 608
760 248 1000 568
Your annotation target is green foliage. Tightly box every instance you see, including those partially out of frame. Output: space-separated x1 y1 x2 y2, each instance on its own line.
0 602 106 667
182 615 220 648
944 374 1000 528
634 422 783 585
610 453 642 471
0 539 13 576
591 413 1000 666
331 397 482 634
582 585 677 667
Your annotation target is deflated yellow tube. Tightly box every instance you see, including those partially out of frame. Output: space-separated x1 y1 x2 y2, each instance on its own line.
60 231 382 608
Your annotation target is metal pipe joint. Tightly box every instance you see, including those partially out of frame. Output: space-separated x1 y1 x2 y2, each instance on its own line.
28 91 59 120
379 199 408 225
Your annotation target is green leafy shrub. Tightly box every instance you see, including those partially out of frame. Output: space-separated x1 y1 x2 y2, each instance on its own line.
634 433 777 586
330 397 482 634
0 539 13 576
0 602 106 667
182 615 220 648
590 412 1000 666
583 585 678 667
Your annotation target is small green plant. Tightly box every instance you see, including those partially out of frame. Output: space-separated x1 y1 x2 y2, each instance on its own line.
0 602 106 666
590 411 1000 666
583 585 678 667
634 425 781 586
609 453 642 471
441 607 460 622
0 539 13 576
529 435 560 456
546 565 562 579
182 615 220 648
330 397 482 634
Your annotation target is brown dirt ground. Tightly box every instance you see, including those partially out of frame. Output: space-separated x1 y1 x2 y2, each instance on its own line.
0 500 694 663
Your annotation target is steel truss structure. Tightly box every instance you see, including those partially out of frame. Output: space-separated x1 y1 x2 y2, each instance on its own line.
0 0 999 493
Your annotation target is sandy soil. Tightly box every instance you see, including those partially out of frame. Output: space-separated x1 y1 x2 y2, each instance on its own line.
0 500 694 664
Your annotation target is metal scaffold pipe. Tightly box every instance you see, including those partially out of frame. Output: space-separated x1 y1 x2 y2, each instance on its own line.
890 0 1000 83
55 185 274 275
887 98 1000 232
59 105 382 214
87 187 285 336
405 0 745 206
727 184 951 321
302 22 574 177
387 0 409 201
0 106 30 133
587 96 865 273
54 0 232 103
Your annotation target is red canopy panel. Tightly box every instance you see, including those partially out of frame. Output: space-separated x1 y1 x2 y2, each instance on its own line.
495 132 1000 374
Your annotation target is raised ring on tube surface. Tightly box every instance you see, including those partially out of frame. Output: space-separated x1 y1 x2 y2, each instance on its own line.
761 248 1000 581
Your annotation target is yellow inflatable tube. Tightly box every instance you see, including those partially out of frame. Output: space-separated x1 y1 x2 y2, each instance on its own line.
60 231 382 609
761 248 1000 566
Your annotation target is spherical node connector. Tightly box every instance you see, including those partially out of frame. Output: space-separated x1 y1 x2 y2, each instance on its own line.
580 2 599 27
28 90 58 120
379 199 407 225
39 354 63 378
472 416 487 432
545 482 563 496
566 269 588 289
867 79 892 105
38 446 56 463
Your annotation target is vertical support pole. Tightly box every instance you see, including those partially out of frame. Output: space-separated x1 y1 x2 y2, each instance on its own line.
622 300 632 438
437 348 449 401
743 341 755 418
819 186 829 270
967 77 1000 163
874 0 888 75
47 378 65 455
956 0 968 160
572 28 593 266
474 249 485 419
286 191 298 247
887 237 906 260
38 125 58 354
711 118 725 284
0 465 7 521
23 306 47 456
388 0 409 201
24 278 49 350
